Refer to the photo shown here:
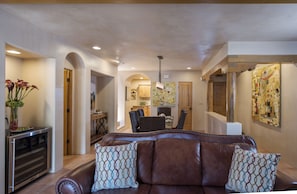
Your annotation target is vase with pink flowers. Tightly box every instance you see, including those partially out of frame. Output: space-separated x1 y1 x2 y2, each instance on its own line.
5 79 38 130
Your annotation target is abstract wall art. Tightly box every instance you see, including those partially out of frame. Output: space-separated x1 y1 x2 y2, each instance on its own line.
152 82 176 107
251 64 281 127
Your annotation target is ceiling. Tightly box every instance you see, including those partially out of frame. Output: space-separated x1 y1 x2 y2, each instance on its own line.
1 4 297 71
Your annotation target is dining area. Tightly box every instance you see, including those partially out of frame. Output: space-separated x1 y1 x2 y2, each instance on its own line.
129 107 187 132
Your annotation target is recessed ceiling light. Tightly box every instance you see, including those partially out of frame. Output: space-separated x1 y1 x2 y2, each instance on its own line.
6 50 21 55
131 67 135 70
187 67 192 70
92 46 101 50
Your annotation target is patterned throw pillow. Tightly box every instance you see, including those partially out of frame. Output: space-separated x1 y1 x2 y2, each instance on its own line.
225 145 280 193
91 142 139 192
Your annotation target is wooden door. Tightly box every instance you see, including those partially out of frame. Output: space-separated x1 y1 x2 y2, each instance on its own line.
64 69 73 155
178 82 192 130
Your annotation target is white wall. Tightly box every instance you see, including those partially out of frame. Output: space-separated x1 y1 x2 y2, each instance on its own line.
5 57 23 125
0 9 117 194
5 57 55 128
237 63 297 169
96 76 116 132
23 59 56 128
118 70 207 131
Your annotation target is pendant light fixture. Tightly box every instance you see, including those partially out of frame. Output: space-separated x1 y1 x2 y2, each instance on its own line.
156 55 164 90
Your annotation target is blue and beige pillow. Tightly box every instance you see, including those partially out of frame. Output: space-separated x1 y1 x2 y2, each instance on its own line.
91 141 139 192
225 145 280 192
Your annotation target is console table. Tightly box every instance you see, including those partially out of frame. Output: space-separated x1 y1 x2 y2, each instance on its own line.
91 112 108 144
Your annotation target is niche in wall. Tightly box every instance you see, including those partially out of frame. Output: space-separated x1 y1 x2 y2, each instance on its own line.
5 44 54 128
208 72 227 116
91 71 114 114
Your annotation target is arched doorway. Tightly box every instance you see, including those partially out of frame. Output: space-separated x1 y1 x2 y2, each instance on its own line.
122 73 151 131
64 52 87 155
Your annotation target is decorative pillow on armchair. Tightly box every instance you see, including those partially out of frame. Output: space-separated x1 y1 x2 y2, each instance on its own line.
91 141 139 192
225 145 280 193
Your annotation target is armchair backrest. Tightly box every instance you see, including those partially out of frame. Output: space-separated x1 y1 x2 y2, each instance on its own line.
139 116 165 132
175 110 187 129
137 109 145 117
129 111 139 132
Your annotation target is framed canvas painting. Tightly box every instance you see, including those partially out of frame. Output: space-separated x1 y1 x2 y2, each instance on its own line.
152 82 176 107
251 64 281 127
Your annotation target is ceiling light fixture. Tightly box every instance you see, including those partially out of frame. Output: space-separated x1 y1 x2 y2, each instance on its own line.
113 59 120 64
156 56 164 90
187 67 192 70
114 56 120 64
92 46 101 50
6 50 21 55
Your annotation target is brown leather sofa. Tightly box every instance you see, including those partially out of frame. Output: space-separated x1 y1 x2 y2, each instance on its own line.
55 130 297 194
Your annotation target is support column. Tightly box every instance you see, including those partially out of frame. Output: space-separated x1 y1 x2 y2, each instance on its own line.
226 72 236 122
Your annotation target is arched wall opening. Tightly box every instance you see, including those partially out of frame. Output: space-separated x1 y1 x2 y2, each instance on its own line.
90 70 116 134
65 52 88 154
119 73 152 131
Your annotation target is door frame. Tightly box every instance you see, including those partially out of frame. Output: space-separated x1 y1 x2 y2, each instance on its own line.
178 81 192 130
64 68 73 155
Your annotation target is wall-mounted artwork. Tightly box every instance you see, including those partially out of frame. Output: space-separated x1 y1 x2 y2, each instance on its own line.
252 64 281 127
152 82 176 107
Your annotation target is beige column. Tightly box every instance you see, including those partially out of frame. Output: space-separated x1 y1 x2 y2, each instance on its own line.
226 72 236 122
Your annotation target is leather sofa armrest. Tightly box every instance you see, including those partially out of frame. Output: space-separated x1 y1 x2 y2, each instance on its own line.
274 171 297 191
55 160 96 194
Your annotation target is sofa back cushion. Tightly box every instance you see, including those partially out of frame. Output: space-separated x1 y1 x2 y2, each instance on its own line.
152 138 202 186
201 142 256 186
100 140 154 184
136 141 154 184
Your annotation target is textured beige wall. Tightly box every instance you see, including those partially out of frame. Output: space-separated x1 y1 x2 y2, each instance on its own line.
237 63 297 168
0 11 118 194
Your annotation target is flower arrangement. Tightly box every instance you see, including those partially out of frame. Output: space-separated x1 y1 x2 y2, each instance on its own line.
5 79 38 130
5 79 38 108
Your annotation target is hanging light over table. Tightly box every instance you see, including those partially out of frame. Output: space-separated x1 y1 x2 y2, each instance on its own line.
156 55 164 90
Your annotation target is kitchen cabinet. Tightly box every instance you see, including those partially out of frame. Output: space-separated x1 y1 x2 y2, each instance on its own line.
132 106 151 116
138 85 151 98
